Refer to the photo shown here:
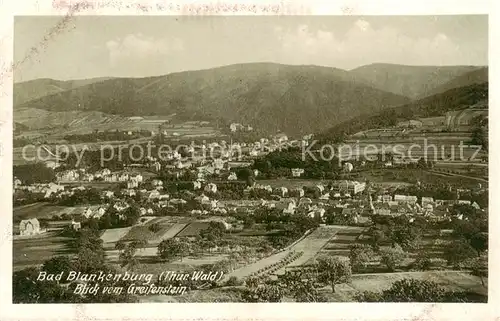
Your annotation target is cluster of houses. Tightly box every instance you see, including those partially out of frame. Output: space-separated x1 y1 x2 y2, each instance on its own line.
14 181 65 198
55 168 145 184
370 193 482 219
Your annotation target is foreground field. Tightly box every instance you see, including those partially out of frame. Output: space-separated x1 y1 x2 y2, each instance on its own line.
13 232 74 270
139 270 486 303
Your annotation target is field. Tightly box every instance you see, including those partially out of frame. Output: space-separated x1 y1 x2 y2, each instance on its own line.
301 226 366 266
100 227 133 244
13 231 75 270
176 221 214 237
351 168 485 188
13 203 85 229
14 108 221 141
225 226 343 280
329 271 487 301
102 216 192 247
139 270 486 303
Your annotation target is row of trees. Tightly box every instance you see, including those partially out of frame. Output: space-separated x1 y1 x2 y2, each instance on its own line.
13 163 56 184
241 255 485 302
243 256 351 302
252 148 342 179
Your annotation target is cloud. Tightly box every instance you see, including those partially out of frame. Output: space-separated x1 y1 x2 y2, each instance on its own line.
274 20 467 69
106 33 184 68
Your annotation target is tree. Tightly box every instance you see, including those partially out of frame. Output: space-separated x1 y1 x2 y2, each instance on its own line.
376 279 446 302
119 243 138 269
349 244 374 271
315 256 352 293
212 259 233 273
356 278 485 302
42 256 74 277
13 267 73 303
157 238 190 262
200 221 226 242
469 232 488 256
444 240 477 266
74 247 105 273
411 253 432 271
368 227 387 251
388 225 421 251
236 168 254 181
148 223 161 233
131 239 148 252
242 277 284 302
279 269 325 302
115 239 126 253
470 257 488 287
380 245 407 272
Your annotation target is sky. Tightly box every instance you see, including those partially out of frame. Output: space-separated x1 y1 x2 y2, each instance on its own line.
14 15 488 82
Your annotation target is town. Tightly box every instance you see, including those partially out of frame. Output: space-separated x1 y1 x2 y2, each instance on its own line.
13 117 488 303
11 15 488 304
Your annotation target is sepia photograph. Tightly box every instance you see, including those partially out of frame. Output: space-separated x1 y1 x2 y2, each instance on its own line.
10 14 489 304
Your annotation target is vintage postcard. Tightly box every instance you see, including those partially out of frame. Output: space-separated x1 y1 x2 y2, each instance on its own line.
0 0 497 320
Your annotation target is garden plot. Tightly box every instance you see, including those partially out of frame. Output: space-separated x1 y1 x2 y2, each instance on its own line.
119 216 192 244
308 226 367 261
223 250 292 281
273 226 349 273
100 227 132 244
224 226 348 281
154 223 189 242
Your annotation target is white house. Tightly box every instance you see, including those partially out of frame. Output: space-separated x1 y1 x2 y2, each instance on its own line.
421 197 434 207
308 207 326 219
127 180 139 189
151 179 163 187
291 168 305 177
292 187 305 197
195 194 210 204
102 190 114 198
123 189 136 197
275 187 288 197
148 190 161 200
204 183 218 194
130 174 143 183
70 220 81 231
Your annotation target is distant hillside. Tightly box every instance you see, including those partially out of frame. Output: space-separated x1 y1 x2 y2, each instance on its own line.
319 82 488 141
349 63 482 99
14 77 113 106
14 107 133 131
425 67 488 97
15 63 410 136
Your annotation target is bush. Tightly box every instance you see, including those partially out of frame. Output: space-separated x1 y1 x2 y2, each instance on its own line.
148 223 161 233
225 276 243 286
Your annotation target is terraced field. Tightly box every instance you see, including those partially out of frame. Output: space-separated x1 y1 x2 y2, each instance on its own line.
306 226 367 264
225 226 345 281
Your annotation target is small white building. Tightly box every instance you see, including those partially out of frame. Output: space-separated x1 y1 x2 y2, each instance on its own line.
19 218 42 236
291 168 305 177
